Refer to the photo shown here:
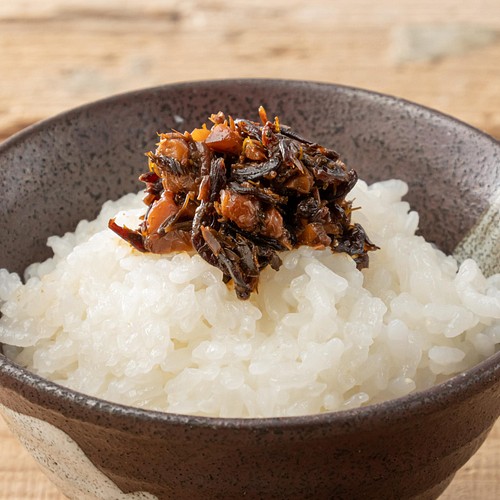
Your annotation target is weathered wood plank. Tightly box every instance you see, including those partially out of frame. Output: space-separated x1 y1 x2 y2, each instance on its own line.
1 1 499 142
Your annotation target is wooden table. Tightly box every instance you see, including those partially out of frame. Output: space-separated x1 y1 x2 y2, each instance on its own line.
0 1 499 498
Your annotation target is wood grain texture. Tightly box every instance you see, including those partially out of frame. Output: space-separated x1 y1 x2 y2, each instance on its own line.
0 1 499 498
1 0 499 142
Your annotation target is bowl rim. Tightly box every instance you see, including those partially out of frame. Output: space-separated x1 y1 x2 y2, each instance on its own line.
1 77 499 152
1 78 499 430
1 349 499 430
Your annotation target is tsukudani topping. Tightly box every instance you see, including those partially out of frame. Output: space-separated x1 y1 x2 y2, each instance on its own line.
109 108 378 299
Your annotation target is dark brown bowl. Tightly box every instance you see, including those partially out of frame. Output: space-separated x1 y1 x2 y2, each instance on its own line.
0 79 499 500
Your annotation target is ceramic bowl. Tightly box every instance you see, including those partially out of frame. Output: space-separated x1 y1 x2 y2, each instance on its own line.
0 79 499 500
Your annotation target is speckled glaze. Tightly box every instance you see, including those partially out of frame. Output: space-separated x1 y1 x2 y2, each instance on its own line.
0 80 499 500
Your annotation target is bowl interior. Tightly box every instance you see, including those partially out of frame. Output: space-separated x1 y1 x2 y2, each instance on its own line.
1 79 499 416
1 79 498 277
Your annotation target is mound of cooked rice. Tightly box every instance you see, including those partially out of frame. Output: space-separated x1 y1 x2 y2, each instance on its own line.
0 179 499 417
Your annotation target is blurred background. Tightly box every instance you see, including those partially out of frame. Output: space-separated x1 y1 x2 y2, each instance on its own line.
1 0 499 142
0 0 499 498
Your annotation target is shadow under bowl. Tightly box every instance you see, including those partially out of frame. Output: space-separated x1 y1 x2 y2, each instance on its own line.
0 79 499 499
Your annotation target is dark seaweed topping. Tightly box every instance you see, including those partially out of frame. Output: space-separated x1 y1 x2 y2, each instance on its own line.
109 107 378 299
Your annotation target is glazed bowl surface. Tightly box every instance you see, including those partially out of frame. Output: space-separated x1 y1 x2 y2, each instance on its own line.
0 79 499 500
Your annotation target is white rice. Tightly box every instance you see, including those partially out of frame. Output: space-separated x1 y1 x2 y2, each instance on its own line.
0 179 499 417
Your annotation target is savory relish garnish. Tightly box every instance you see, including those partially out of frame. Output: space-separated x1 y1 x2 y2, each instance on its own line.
109 107 378 299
